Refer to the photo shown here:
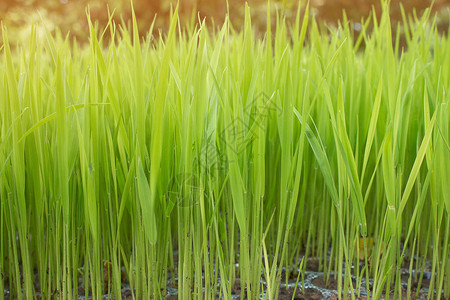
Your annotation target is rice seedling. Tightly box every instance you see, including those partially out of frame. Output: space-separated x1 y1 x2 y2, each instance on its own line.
0 1 449 299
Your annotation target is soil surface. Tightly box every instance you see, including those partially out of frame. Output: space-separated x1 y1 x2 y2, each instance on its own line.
327 295 368 300
3 257 445 300
312 275 339 290
278 287 324 300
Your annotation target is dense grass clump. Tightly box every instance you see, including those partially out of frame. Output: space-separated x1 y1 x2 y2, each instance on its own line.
1 2 449 299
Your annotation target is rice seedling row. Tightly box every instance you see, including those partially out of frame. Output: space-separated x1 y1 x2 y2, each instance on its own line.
0 1 449 299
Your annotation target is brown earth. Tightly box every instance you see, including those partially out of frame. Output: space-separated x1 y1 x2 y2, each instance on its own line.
312 275 340 290
278 287 324 300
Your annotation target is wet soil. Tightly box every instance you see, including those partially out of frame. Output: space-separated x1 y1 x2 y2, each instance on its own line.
278 287 324 300
232 282 324 300
230 279 242 296
327 295 368 300
280 257 331 283
306 258 329 272
312 275 339 290
401 273 431 290
3 257 445 300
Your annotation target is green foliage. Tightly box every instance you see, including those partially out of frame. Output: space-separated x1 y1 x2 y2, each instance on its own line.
0 2 449 299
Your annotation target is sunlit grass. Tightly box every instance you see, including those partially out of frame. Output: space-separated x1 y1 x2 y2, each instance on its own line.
0 2 449 299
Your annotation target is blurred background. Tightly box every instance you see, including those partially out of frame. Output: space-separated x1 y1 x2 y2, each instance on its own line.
0 0 449 43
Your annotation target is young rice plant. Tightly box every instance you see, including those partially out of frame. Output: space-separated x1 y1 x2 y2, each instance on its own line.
0 1 449 299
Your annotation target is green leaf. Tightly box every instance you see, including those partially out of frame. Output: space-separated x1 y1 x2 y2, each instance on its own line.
294 108 339 207
137 158 157 245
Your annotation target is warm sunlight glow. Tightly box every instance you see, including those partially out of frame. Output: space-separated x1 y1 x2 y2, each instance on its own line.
0 0 449 43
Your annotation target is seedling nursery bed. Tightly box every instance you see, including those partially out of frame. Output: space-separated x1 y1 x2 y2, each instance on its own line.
1 1 449 299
